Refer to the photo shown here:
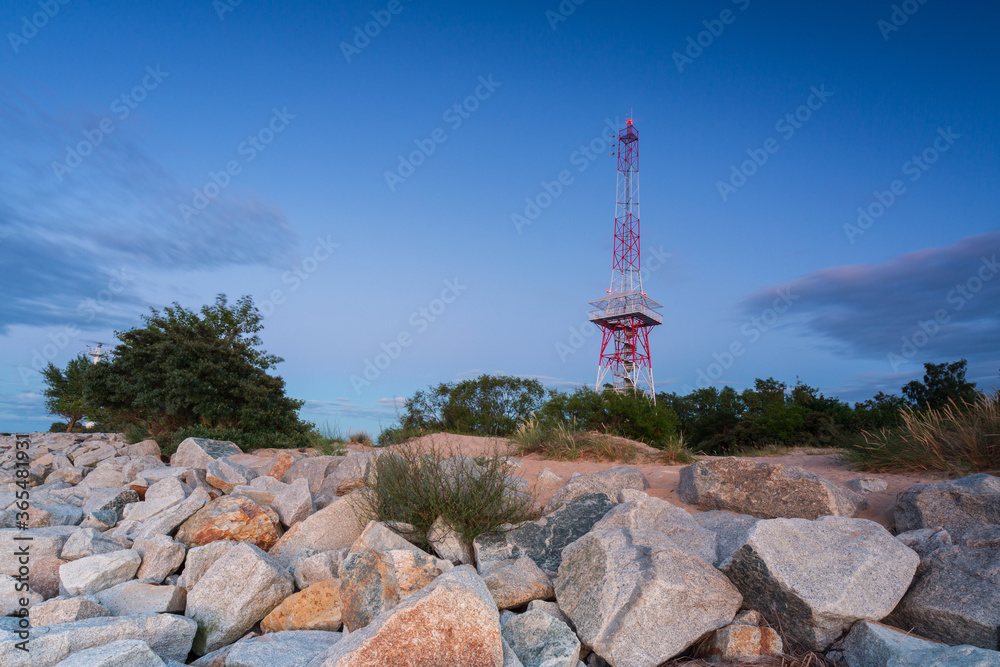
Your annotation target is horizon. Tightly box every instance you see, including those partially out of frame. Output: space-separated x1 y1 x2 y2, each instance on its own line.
2 0 998 436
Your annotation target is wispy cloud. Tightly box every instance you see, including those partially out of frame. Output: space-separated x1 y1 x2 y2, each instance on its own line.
301 398 398 421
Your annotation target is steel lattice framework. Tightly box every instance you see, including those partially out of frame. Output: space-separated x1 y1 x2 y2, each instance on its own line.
588 119 663 400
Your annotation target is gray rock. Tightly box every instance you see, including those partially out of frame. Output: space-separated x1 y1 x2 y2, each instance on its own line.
283 456 343 496
885 540 1000 650
132 535 186 584
888 645 1000 666
95 580 187 615
896 528 953 562
218 630 343 666
847 477 889 494
592 496 717 565
557 527 742 665
829 620 943 667
475 493 618 574
347 520 426 556
483 557 555 610
527 600 571 627
206 457 258 493
895 474 1000 536
27 502 84 528
81 510 119 530
0 526 77 575
503 638 526 667
428 515 474 565
177 540 240 590
123 439 162 458
267 494 364 567
0 613 197 666
293 549 347 591
52 638 166 666
545 467 648 512
694 510 760 566
59 549 142 596
76 467 127 493
60 526 126 561
170 437 243 469
82 488 140 523
503 609 581 667
29 595 110 627
679 457 867 519
133 487 210 540
185 542 295 655
721 516 918 651
0 573 43 614
145 476 192 504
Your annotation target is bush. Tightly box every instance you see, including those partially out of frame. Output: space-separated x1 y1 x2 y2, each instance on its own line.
164 424 312 457
844 393 1000 474
397 375 545 437
539 387 680 448
349 431 373 446
350 441 537 551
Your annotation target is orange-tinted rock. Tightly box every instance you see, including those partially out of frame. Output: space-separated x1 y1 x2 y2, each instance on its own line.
698 623 783 662
29 556 66 600
175 495 281 551
267 452 295 480
261 577 343 633
128 484 148 501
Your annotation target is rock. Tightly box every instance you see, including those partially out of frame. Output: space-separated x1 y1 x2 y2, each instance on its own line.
545 467 648 512
210 630 343 667
896 528 954 563
679 457 867 519
27 502 84 528
29 595 110 626
847 477 889 494
483 558 555 610
266 451 295 480
339 548 452 631
95 580 187 615
177 540 240 590
60 526 126 560
132 535 186 584
82 488 140 522
59 549 142 596
502 609 580 667
888 645 1000 666
722 516 918 651
427 516 474 565
348 520 425 556
123 439 161 457
284 456 343 496
309 565 503 666
133 487 211 540
206 457 258 494
475 493 617 574
527 600 571 627
697 623 783 663
895 474 1000 536
0 574 42 615
76 467 127 492
261 578 343 633
267 494 364 567
503 638 526 667
232 485 277 507
885 539 1000 650
270 478 314 529
694 510 761 566
828 620 943 667
617 488 647 503
0 527 76 576
170 437 243 469
30 556 67 600
294 549 348 590
538 469 562 485
592 496 717 565
185 542 295 655
557 527 741 666
0 613 197 666
175 495 281 551
52 638 166 666
81 510 119 530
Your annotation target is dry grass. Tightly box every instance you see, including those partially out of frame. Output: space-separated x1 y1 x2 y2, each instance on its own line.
845 393 1000 474
511 414 692 464
664 653 833 667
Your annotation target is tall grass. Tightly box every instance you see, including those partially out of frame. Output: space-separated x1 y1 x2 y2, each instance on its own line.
350 441 537 551
511 414 692 464
844 393 999 475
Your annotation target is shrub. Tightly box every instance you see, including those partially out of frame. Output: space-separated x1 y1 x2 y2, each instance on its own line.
349 431 373 446
539 387 680 447
397 375 545 437
351 441 536 550
844 393 1000 474
164 424 312 457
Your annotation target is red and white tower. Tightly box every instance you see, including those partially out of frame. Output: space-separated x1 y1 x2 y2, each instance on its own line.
588 119 663 399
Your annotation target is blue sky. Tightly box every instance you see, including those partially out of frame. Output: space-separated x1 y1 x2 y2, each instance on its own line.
2 0 998 435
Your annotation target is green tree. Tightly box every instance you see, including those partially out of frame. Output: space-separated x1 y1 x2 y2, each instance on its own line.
902 360 980 410
399 375 545 436
41 354 94 432
84 295 310 445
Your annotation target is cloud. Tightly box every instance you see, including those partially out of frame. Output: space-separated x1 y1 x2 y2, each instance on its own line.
301 399 398 421
739 230 1000 368
377 397 407 409
0 87 298 333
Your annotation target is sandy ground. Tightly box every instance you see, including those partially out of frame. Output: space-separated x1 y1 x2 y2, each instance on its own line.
346 433 950 531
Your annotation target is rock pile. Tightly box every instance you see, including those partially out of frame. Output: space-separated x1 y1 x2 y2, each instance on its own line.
1 433 998 667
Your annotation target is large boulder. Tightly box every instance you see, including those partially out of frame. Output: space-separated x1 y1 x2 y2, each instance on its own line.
132 535 186 584
0 527 77 576
175 495 281 551
694 510 760 566
271 477 314 528
482 558 555 610
309 566 503 666
268 494 364 567
59 549 142 596
95 580 187 615
177 540 240 590
205 457 258 494
556 527 742 665
828 620 943 667
29 595 110 627
50 638 166 667
885 536 1000 650
132 487 211 540
0 574 43 615
502 609 580 667
593 496 717 565
294 550 347 590
184 542 295 655
170 438 243 469
888 645 1000 666
0 613 197 666
59 527 126 561
474 493 617 574
894 474 1000 536
261 577 343 633
721 516 918 651
209 630 343 667
679 458 867 519
544 466 648 512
